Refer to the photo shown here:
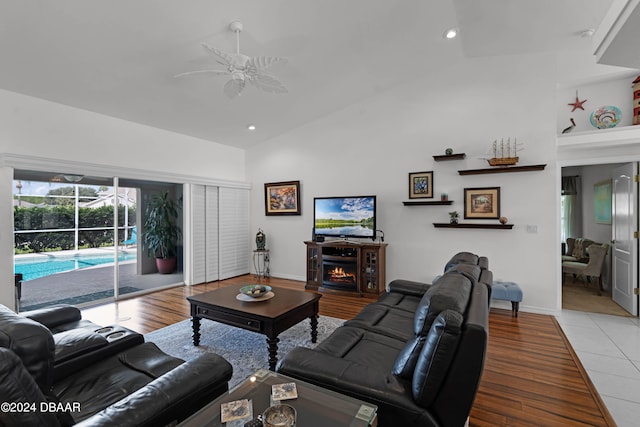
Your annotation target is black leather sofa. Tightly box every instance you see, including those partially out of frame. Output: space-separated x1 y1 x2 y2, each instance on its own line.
0 304 233 427
277 252 491 427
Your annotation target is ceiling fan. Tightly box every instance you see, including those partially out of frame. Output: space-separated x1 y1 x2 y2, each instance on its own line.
175 21 288 99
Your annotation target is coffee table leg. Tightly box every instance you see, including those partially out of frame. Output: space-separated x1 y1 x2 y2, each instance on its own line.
267 336 280 371
310 314 318 343
192 317 201 346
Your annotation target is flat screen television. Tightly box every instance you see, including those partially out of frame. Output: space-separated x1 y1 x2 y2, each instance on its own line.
313 196 376 240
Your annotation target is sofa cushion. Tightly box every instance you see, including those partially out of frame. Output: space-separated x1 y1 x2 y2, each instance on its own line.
392 335 427 379
443 263 481 283
412 310 463 408
413 273 471 335
119 342 184 378
54 342 186 423
344 304 415 341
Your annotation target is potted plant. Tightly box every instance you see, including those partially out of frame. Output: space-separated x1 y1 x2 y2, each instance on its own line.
449 211 459 224
143 191 182 274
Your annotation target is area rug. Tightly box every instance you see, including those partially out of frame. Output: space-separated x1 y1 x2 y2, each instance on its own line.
145 316 344 387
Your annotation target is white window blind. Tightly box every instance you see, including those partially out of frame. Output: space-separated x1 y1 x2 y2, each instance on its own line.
205 186 219 282
189 184 206 285
218 187 250 279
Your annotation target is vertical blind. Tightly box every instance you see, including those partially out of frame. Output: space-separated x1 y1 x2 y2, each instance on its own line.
188 185 248 284
218 187 250 280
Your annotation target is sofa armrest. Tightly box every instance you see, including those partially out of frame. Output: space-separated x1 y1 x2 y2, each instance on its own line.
74 352 233 427
21 305 82 329
387 279 432 297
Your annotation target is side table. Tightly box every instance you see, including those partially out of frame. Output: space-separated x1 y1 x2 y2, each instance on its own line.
253 249 270 279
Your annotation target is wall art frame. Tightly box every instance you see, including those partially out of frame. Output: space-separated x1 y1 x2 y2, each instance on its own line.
264 180 301 216
408 171 434 199
464 187 500 219
594 179 612 224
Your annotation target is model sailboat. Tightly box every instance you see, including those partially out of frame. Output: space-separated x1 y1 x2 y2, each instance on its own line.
487 138 523 167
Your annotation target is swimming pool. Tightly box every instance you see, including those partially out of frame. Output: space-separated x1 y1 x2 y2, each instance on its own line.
15 253 137 282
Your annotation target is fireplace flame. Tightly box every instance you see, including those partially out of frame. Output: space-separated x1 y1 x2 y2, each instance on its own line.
328 266 356 283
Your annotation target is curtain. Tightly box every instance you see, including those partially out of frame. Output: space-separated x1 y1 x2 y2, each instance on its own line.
561 176 579 243
562 176 578 195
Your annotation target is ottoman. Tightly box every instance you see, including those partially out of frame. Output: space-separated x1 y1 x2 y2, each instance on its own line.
490 281 523 317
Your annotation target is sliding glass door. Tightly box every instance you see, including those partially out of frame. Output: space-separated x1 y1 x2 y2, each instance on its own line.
13 170 184 311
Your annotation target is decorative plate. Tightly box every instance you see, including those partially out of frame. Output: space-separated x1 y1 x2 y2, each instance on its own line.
590 106 621 129
236 291 275 302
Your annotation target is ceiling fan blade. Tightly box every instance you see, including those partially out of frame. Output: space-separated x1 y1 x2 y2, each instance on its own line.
224 79 245 98
200 42 233 65
250 56 288 70
174 69 229 78
248 73 288 94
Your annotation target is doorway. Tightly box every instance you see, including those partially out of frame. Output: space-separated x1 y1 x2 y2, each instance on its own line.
561 162 638 316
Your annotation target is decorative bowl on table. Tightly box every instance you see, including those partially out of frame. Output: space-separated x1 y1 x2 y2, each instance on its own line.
239 284 272 298
262 404 296 427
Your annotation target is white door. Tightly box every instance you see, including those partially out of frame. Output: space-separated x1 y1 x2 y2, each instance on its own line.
612 163 638 315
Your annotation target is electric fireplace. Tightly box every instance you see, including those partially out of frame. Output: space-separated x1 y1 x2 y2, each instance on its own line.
322 258 358 291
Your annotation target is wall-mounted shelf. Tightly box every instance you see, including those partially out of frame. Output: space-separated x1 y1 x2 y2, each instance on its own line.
433 153 466 161
433 223 514 229
403 200 453 206
557 125 640 149
458 164 546 175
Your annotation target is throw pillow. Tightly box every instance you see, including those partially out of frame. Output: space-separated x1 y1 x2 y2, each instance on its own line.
392 335 427 379
412 310 463 408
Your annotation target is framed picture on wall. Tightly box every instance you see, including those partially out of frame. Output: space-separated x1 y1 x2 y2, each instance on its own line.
264 180 301 216
464 187 500 219
594 179 612 224
408 171 434 199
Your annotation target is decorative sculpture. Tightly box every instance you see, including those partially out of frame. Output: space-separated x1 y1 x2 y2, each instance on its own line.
256 228 266 250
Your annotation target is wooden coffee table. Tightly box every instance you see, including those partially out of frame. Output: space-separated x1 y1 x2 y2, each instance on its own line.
187 285 321 370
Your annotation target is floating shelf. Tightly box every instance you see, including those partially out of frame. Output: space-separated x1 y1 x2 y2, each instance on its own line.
433 153 466 161
433 223 514 229
403 200 453 206
458 164 546 175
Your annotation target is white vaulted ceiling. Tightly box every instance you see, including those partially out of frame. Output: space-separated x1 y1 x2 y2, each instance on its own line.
0 0 634 149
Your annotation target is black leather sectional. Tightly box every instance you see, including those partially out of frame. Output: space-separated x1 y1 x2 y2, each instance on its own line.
277 252 492 427
0 304 232 427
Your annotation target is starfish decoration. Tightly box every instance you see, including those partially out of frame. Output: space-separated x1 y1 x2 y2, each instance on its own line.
568 91 587 112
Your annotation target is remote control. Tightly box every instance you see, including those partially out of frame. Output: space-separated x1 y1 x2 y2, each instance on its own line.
244 418 263 427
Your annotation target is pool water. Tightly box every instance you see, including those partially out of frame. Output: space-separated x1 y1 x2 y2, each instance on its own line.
15 253 137 281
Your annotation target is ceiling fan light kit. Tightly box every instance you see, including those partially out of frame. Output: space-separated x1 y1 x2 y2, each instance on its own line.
175 20 288 99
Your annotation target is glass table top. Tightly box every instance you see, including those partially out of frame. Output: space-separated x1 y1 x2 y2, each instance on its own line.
178 369 377 427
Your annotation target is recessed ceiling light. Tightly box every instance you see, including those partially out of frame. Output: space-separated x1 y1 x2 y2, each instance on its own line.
579 28 595 38
247 124 256 131
443 28 458 39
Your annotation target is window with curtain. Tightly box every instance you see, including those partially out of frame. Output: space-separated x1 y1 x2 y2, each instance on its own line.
561 176 579 245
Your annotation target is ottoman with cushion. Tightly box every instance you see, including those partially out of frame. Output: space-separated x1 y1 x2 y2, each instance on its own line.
490 281 523 317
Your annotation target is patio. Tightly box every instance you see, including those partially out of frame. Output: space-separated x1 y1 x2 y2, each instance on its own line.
18 261 183 311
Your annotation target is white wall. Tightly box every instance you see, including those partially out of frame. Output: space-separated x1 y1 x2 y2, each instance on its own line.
0 89 247 310
248 53 560 314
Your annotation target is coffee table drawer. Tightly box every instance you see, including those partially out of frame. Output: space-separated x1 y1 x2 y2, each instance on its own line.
196 307 262 332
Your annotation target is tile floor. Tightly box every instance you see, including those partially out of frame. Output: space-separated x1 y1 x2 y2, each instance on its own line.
556 310 640 427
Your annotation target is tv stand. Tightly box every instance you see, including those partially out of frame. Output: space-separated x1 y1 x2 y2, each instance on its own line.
305 240 387 298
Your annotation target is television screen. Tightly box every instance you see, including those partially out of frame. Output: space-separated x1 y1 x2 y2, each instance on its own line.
314 196 376 240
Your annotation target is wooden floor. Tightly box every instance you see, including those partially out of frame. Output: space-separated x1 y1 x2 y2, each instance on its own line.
81 275 616 427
